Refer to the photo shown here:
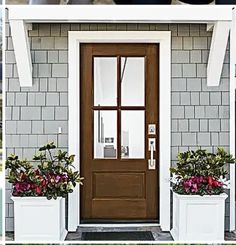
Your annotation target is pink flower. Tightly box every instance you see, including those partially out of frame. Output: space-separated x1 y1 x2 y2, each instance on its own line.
35 186 42 195
55 175 61 183
191 183 198 193
14 182 30 193
15 183 21 192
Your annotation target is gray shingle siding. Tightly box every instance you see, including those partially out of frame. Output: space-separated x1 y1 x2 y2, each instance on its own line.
5 22 230 231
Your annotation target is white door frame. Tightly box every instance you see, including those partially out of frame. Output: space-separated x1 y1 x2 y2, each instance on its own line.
68 31 171 232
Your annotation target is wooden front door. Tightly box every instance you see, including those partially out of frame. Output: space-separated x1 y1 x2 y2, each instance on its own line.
80 43 159 221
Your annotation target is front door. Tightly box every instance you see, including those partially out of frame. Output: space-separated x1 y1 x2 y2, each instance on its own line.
80 43 159 221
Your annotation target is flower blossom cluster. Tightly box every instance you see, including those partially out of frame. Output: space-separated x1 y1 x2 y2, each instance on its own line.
13 170 70 197
170 174 229 195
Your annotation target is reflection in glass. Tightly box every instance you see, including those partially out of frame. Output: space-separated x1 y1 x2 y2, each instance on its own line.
121 111 145 159
94 57 117 106
121 57 145 106
94 110 117 159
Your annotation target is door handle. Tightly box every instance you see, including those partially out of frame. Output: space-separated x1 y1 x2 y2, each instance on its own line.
148 138 156 170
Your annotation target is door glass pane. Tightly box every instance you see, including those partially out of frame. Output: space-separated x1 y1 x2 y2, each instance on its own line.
94 110 117 159
121 111 145 159
121 57 145 106
94 57 117 106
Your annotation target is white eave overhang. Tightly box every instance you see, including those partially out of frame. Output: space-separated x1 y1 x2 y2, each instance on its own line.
7 6 234 87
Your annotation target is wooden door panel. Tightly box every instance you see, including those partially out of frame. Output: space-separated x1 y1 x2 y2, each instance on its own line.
81 43 159 221
93 172 145 198
92 200 146 219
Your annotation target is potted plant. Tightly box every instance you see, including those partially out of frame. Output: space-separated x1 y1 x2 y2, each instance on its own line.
6 142 83 242
170 148 235 241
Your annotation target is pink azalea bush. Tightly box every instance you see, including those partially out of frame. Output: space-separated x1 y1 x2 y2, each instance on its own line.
170 148 235 195
6 142 83 199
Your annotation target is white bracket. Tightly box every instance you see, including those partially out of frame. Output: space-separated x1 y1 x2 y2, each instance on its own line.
9 19 32 87
207 21 231 86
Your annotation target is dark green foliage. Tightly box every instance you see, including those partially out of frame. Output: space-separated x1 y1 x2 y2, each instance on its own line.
170 147 235 179
6 142 83 200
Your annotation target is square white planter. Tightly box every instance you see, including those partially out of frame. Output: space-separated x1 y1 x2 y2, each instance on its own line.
12 196 67 241
171 192 227 242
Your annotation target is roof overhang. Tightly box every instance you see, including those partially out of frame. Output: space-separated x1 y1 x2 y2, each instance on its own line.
8 5 233 23
7 6 234 87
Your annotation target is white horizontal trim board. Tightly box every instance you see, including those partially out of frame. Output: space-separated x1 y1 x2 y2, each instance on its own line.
68 31 171 232
8 6 233 23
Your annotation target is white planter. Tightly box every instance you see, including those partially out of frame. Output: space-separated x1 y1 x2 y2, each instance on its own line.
171 192 227 242
12 196 67 241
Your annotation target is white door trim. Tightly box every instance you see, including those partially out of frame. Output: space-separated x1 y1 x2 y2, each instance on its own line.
68 31 171 232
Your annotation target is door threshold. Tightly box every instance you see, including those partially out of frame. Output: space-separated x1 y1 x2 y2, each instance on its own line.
79 223 160 228
81 219 159 224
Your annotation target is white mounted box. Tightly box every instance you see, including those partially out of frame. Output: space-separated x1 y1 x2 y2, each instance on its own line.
12 196 67 241
171 192 227 242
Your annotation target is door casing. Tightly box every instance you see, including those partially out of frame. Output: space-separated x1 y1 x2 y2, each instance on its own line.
68 31 171 231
